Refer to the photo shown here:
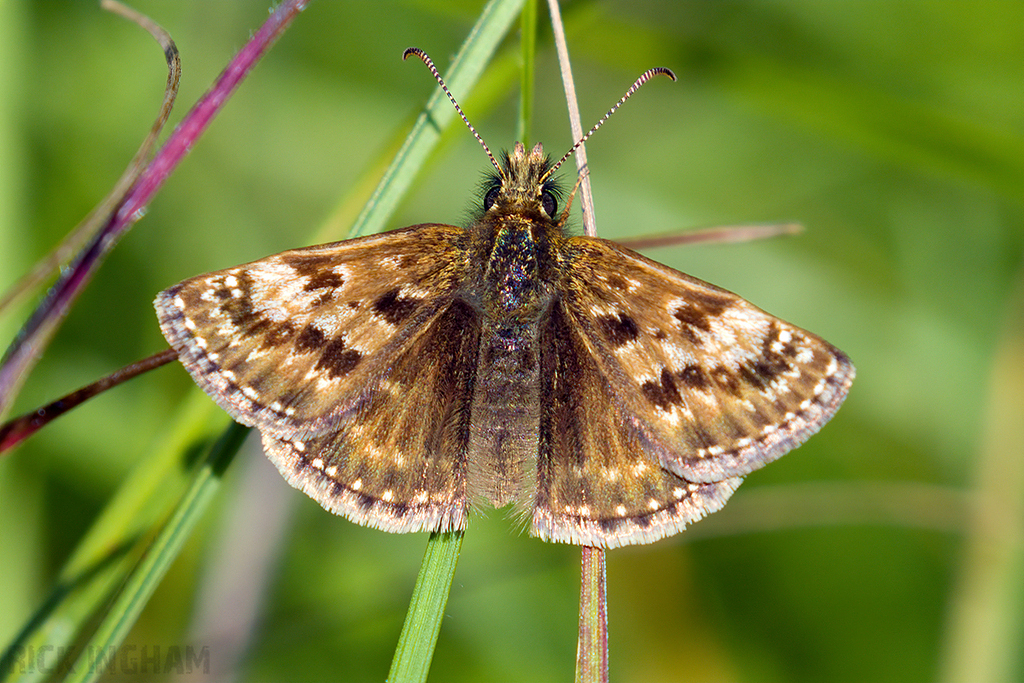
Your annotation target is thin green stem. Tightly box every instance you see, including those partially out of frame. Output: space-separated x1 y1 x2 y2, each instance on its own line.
576 546 608 683
388 532 465 683
64 423 248 683
516 0 538 145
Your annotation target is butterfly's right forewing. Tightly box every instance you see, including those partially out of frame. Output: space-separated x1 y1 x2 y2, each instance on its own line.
558 237 854 484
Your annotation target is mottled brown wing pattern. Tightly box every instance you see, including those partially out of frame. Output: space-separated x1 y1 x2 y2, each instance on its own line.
559 237 855 485
155 224 467 436
535 302 741 548
261 300 481 533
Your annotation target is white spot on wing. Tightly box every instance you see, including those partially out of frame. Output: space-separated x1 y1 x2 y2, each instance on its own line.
245 348 269 363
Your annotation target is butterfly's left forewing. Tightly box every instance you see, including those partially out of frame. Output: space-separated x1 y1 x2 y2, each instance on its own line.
155 224 468 437
156 223 481 533
557 237 854 485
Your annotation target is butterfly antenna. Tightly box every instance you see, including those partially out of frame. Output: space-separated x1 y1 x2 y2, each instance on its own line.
403 47 503 177
545 67 677 180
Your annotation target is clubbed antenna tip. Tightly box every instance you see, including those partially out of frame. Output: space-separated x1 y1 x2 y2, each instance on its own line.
546 67 676 179
403 47 502 177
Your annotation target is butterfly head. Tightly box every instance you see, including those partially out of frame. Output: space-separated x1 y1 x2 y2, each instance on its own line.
481 142 564 223
404 47 674 232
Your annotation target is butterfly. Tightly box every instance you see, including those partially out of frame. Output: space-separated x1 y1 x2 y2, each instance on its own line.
154 50 854 549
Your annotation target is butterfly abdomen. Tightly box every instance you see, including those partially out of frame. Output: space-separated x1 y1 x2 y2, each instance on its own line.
465 319 542 509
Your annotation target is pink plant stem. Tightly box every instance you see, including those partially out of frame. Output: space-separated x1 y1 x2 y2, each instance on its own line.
0 0 311 417
0 348 178 454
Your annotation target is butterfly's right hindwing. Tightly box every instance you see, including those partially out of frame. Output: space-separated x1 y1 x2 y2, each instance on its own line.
533 300 741 548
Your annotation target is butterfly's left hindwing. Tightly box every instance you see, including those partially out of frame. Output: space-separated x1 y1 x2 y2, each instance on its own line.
261 300 481 533
557 237 855 484
155 224 467 436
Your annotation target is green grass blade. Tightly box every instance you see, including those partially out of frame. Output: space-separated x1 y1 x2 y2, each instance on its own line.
349 0 526 239
0 397 225 683
63 422 248 683
382 0 525 678
516 0 538 145
388 531 465 683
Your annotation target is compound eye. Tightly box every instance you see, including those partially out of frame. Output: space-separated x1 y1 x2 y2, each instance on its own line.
483 186 501 210
541 191 557 217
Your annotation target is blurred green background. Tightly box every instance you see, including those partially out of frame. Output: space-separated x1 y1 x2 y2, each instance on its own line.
1 1 1021 681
